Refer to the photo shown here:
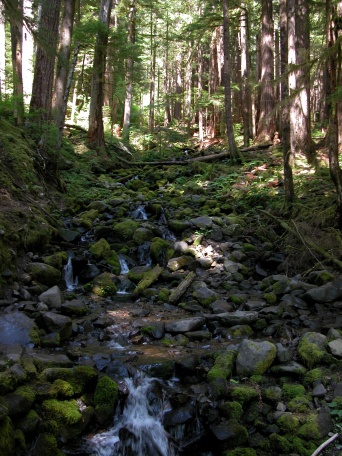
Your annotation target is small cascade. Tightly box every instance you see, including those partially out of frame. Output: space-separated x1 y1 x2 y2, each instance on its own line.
63 252 78 291
132 204 148 220
137 242 152 266
89 375 175 456
118 255 130 274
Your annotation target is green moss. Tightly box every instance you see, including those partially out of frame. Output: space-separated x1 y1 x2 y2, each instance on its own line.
14 428 25 452
263 292 277 305
40 366 97 396
282 383 306 400
133 265 163 295
87 272 117 297
157 288 170 302
79 209 99 228
94 376 118 423
298 333 327 368
223 448 257 456
303 368 324 386
228 295 245 305
243 243 257 252
269 433 291 453
43 252 68 269
219 401 243 419
15 409 40 433
287 397 311 413
277 413 300 432
207 350 236 381
150 237 174 265
29 328 41 346
113 219 139 241
102 249 121 275
0 416 15 455
298 414 321 440
290 436 315 456
51 379 74 399
230 385 259 404
89 238 110 259
32 432 60 456
42 399 82 425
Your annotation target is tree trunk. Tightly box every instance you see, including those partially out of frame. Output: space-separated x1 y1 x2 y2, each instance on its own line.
255 0 275 143
240 3 251 147
163 16 171 126
54 0 76 148
22 0 34 105
9 0 24 125
148 11 156 137
185 43 192 137
174 51 182 120
222 0 239 158
88 0 113 153
122 0 136 143
280 0 294 206
326 0 342 225
295 0 316 164
0 4 5 98
198 42 204 145
30 0 61 123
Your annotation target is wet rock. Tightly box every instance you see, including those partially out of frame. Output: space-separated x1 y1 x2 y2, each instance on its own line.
39 286 63 309
312 380 327 397
25 262 61 287
41 312 72 341
210 419 248 450
328 339 342 357
236 339 277 376
163 404 195 426
57 227 80 243
270 361 307 376
218 310 259 326
2 385 35 416
210 299 234 314
61 299 89 316
0 312 38 346
165 317 205 334
303 278 342 303
193 286 218 307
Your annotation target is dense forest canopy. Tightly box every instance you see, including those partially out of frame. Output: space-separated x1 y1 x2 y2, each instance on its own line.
0 0 342 216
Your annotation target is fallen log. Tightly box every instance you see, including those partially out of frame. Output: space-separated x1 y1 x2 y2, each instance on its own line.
169 271 196 304
133 265 164 295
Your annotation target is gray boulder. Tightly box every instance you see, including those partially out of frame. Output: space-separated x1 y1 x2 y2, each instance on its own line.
39 285 63 309
165 317 205 334
41 312 72 341
236 339 277 376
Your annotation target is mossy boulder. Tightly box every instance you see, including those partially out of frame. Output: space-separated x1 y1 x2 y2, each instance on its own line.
269 433 291 453
298 332 327 368
15 409 40 434
282 383 306 400
113 219 139 241
133 265 163 295
218 401 243 420
127 265 151 283
133 227 155 245
41 399 82 426
2 385 36 416
102 249 121 275
40 366 98 395
89 238 110 259
230 385 259 404
79 209 99 228
43 252 68 270
0 370 18 395
150 237 174 266
236 339 277 376
31 432 61 456
211 418 248 450
26 263 61 287
193 286 219 307
0 416 15 455
223 449 257 456
94 375 118 425
277 412 300 432
207 349 237 381
85 272 117 297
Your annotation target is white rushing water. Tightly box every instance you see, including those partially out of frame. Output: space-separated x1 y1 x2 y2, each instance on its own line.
63 252 78 291
132 204 148 220
119 256 130 274
89 376 175 456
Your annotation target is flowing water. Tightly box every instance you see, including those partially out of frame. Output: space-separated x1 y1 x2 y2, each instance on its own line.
88 375 175 456
63 252 78 291
132 205 148 220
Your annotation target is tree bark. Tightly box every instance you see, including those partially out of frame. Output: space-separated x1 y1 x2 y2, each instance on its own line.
9 0 24 125
280 0 294 206
88 0 113 153
0 4 6 98
255 0 275 143
122 0 136 143
22 0 33 105
240 3 251 147
54 0 76 148
30 0 62 123
222 0 239 158
148 10 156 137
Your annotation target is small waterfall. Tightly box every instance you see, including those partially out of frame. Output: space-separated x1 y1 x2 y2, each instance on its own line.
138 242 152 266
63 252 78 291
89 376 175 456
119 256 130 274
132 204 148 220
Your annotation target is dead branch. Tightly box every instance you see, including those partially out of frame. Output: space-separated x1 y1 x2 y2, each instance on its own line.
311 433 339 456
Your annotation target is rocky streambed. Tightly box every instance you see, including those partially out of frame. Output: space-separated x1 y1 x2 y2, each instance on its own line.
0 176 342 456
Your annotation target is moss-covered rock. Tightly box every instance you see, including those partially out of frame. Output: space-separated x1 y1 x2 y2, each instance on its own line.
269 433 291 453
207 349 236 381
30 432 61 456
43 252 68 270
79 209 99 228
298 332 327 368
230 385 259 404
40 366 97 395
26 262 61 287
102 249 121 275
15 408 40 434
51 379 74 399
89 238 110 259
133 264 163 295
2 385 36 417
94 376 118 425
0 370 18 395
277 412 300 432
303 368 324 386
282 383 306 400
41 399 82 426
223 449 257 456
0 416 15 455
113 219 139 241
85 272 117 297
218 401 243 420
150 237 174 266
